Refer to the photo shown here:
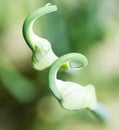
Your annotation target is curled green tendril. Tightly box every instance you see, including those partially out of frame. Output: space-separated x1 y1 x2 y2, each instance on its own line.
23 3 58 70
49 53 97 110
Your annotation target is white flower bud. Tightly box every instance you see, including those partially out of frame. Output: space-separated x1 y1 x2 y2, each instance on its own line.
56 80 97 110
31 35 58 70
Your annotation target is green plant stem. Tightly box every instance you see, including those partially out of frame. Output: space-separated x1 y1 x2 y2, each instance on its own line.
23 3 57 51
90 102 109 123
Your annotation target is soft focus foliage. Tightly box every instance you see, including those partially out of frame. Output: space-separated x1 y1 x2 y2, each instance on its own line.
0 0 119 130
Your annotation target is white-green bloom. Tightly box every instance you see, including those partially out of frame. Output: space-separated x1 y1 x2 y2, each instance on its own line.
49 53 97 110
31 37 58 70
56 80 96 110
23 3 58 70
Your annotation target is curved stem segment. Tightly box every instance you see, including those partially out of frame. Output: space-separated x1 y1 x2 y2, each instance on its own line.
49 53 88 101
23 3 57 50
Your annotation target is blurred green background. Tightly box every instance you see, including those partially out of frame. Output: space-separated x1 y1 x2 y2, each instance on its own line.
0 0 119 130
